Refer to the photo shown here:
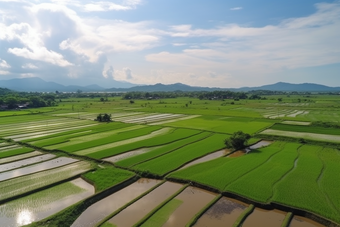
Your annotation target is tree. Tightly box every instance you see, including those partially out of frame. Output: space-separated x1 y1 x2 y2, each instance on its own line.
95 113 112 122
224 131 251 150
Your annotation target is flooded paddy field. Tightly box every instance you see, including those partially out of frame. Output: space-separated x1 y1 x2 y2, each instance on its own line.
107 181 183 227
72 178 161 227
0 178 94 227
0 151 43 165
0 154 55 173
289 215 326 227
194 197 247 227
0 157 78 182
241 208 286 227
179 149 229 170
159 186 217 227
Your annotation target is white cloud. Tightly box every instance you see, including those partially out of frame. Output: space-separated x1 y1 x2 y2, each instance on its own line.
113 67 134 81
145 2 340 87
22 63 38 69
20 73 35 78
0 58 11 69
49 0 143 12
1 21 73 67
230 7 242 11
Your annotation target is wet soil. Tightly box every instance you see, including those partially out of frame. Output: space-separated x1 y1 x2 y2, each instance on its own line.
242 208 286 227
71 178 161 227
289 215 326 227
162 186 217 227
107 181 183 227
194 197 247 227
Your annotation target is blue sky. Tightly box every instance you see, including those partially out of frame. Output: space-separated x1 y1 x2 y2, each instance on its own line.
0 0 339 88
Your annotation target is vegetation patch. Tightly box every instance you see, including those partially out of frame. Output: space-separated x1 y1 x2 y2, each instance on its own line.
82 165 135 192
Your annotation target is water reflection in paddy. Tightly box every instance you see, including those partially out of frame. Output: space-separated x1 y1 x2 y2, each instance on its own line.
0 178 94 227
71 178 161 227
242 208 286 227
289 215 326 227
162 186 217 227
179 149 229 170
194 197 247 227
108 181 182 227
0 157 77 182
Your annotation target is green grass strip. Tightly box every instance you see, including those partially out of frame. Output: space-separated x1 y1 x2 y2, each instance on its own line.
140 199 183 227
232 204 255 227
185 194 222 227
82 165 135 192
133 184 188 227
0 147 34 159
116 132 209 168
281 212 293 227
95 180 167 227
100 223 116 227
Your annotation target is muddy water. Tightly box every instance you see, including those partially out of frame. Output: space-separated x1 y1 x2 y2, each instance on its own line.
103 146 162 163
162 186 217 227
0 157 77 182
228 150 246 158
179 149 229 170
289 216 325 227
249 140 272 150
108 181 183 226
0 178 94 227
194 197 247 227
0 154 56 173
71 178 161 227
242 208 286 227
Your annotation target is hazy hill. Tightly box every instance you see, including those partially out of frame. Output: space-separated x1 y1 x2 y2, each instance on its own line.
1 77 339 92
0 77 106 92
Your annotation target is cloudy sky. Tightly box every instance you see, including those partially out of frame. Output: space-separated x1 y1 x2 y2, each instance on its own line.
0 0 339 88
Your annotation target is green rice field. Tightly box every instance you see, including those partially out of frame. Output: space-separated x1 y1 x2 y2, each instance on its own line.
0 95 339 227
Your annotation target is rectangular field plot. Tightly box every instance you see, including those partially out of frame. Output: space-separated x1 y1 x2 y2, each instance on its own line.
142 187 216 227
0 157 78 182
241 208 286 227
71 178 161 227
270 124 340 135
0 151 42 165
0 161 92 201
0 178 94 227
193 197 248 227
162 116 276 134
57 126 161 153
131 133 226 176
260 129 340 143
0 147 35 159
90 128 201 159
115 132 212 168
45 124 144 150
0 154 56 173
107 181 183 227
75 127 170 156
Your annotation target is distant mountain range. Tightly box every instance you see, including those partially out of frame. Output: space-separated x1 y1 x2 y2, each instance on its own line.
0 77 339 93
